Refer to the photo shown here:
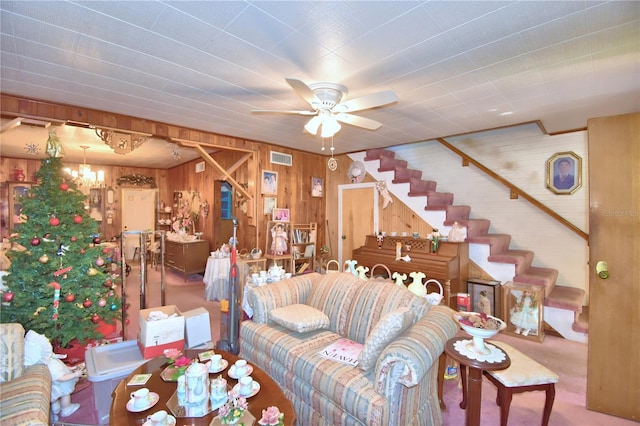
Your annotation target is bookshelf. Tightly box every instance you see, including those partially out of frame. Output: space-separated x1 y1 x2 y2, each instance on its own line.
290 222 317 275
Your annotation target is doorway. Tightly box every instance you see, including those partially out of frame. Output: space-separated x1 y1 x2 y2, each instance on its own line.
338 183 378 265
121 188 157 260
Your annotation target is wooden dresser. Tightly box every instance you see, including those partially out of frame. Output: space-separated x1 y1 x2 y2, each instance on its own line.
352 235 469 307
165 239 209 282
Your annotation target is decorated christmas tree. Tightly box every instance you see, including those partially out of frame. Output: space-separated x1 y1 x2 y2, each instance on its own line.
1 134 121 348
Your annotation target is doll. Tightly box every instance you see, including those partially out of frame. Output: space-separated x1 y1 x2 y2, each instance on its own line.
509 290 538 336
23 330 83 420
271 224 288 255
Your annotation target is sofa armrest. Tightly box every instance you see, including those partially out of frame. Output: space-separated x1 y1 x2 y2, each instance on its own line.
0 364 52 425
374 305 458 396
247 273 320 323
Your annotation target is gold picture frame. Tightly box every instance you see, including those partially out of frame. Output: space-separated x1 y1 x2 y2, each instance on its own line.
546 151 582 195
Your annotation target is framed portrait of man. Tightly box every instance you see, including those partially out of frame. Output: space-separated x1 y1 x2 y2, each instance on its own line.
546 151 582 195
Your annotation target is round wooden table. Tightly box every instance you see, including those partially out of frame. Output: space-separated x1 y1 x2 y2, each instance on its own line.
109 349 295 425
445 337 510 426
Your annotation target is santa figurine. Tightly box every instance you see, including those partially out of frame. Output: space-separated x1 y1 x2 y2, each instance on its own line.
24 330 83 420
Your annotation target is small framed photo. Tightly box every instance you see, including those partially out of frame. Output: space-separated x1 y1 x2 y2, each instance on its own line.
272 208 290 222
467 279 501 317
261 170 278 195
502 281 545 343
263 196 277 215
311 177 324 198
546 151 582 195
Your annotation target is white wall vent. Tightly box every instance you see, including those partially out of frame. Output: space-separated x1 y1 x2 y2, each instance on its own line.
270 151 292 166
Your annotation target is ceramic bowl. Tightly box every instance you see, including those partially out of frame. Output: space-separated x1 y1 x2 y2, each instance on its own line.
453 312 506 339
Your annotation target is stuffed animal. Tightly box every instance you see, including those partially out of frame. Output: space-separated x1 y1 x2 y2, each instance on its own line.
24 330 82 420
0 238 11 271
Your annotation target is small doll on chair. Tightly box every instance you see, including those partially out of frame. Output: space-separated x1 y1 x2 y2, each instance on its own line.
24 330 83 420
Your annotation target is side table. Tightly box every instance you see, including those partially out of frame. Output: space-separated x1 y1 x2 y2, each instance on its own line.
444 337 510 426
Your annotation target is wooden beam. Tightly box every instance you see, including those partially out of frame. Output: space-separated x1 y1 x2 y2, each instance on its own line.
173 137 255 154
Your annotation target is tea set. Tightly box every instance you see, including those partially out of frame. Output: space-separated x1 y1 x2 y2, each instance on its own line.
127 352 259 421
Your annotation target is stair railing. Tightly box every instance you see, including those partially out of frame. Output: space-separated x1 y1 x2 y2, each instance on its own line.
437 138 589 242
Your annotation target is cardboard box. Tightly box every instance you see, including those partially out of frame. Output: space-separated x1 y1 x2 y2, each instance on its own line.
183 307 212 348
138 305 185 359
457 293 471 312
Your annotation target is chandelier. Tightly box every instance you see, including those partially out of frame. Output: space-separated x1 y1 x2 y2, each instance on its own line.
64 145 105 188
95 128 150 154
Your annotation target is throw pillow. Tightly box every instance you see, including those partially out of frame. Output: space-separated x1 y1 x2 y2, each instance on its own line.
270 304 330 333
359 307 414 371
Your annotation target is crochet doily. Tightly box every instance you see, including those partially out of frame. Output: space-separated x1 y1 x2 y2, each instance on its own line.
453 339 507 363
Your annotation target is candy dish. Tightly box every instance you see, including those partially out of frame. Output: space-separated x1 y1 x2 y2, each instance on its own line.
126 392 160 412
208 359 229 374
232 381 260 398
228 364 253 379
143 414 176 426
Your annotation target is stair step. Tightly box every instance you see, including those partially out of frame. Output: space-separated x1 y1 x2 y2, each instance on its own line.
364 149 395 161
573 305 589 333
487 250 534 274
378 155 407 172
392 167 422 184
407 178 437 196
514 267 559 296
445 205 471 221
545 285 584 313
424 192 454 208
467 234 512 254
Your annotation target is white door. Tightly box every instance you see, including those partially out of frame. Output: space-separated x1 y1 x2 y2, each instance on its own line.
121 188 157 260
338 183 378 265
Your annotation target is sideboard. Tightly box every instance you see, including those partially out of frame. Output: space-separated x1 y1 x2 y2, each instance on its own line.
164 239 209 282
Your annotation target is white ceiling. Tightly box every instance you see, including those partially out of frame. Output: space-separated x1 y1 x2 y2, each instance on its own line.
1 1 639 168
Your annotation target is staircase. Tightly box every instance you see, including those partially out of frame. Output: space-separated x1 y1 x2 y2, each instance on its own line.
353 149 587 342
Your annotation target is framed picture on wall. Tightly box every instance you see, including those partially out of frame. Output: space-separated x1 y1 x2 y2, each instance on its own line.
263 197 276 215
546 151 582 195
261 170 278 195
467 279 501 317
502 281 545 343
311 177 323 198
272 208 290 222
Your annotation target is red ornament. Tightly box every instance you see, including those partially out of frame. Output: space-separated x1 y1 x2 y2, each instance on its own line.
93 237 102 244
70 236 77 242
73 215 83 224
95 257 105 267
80 248 85 254
83 299 93 308
64 293 76 302
3 291 14 302
49 216 61 226
91 314 101 324
59 182 69 191
30 237 41 246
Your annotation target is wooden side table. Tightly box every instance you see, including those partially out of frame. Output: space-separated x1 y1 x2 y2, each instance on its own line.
444 337 510 426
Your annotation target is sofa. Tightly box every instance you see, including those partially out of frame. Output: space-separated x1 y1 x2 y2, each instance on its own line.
240 272 458 426
0 323 52 425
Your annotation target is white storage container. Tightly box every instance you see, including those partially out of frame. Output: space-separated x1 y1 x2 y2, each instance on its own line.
85 340 146 424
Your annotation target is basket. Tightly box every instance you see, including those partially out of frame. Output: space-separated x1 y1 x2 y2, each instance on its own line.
325 260 340 274
369 264 392 281
424 279 444 305
250 248 262 260
238 248 249 259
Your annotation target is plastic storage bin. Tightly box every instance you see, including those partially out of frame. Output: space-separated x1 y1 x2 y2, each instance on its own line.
85 340 146 424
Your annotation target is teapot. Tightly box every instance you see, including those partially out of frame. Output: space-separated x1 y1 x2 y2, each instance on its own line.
268 265 284 281
185 361 210 403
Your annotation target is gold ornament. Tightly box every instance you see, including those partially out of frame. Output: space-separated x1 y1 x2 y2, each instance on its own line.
87 267 98 276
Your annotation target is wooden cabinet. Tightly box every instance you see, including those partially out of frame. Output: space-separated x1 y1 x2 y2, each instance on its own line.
7 181 33 233
291 222 317 275
156 210 172 231
164 239 209 281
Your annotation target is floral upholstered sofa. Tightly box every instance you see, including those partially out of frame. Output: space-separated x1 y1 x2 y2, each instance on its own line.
0 323 52 425
240 272 458 426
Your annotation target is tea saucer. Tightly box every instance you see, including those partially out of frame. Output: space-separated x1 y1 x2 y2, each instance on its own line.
126 392 160 412
208 359 229 374
228 364 253 379
232 380 260 398
143 414 176 426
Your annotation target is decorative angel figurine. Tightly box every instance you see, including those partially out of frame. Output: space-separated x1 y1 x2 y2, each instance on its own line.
24 330 82 420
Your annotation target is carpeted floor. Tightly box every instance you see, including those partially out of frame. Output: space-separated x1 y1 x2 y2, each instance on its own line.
58 266 636 425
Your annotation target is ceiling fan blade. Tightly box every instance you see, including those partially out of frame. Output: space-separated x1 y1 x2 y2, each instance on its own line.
286 78 321 108
335 113 383 130
303 116 322 135
333 90 397 113
250 109 317 116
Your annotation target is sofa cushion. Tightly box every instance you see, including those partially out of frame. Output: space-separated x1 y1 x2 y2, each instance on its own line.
0 323 25 383
306 273 363 335
270 304 330 333
359 307 414 371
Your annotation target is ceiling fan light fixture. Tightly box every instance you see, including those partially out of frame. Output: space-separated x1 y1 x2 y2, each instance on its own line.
304 116 322 135
320 117 341 138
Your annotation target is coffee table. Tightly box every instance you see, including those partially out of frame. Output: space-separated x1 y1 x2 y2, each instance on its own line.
110 349 295 425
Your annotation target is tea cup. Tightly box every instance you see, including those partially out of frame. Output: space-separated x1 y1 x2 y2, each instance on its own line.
238 376 254 396
146 410 168 426
390 232 397 236
401 231 408 236
209 354 223 372
210 376 227 399
233 359 248 376
412 232 420 238
130 387 150 409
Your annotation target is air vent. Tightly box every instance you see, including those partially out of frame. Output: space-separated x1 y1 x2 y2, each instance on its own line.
270 151 292 166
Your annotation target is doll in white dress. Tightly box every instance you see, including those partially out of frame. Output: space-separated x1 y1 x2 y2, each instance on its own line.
24 330 83 420
509 290 539 336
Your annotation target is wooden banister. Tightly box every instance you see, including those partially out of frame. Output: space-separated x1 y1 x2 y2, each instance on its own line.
437 138 589 242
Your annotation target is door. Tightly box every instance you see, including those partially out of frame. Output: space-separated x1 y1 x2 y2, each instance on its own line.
121 188 157 260
587 113 639 420
338 183 378 265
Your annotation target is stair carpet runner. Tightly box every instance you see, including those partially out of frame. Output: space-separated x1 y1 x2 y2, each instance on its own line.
363 148 587 334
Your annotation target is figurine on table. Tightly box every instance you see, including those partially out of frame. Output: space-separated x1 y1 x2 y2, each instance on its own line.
271 223 288 255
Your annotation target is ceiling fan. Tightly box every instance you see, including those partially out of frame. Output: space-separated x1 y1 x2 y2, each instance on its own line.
251 78 398 139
